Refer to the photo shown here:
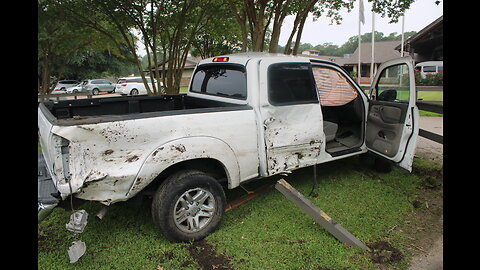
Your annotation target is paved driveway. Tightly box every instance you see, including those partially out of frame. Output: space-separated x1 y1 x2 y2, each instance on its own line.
415 116 443 164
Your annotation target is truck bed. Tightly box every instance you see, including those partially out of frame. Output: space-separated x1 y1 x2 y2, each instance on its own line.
40 94 250 125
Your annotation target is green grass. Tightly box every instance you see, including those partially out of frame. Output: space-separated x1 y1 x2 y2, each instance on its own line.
417 91 443 102
38 156 440 269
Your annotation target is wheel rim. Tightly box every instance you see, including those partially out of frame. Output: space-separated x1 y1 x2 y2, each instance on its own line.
173 188 216 233
131 89 138 95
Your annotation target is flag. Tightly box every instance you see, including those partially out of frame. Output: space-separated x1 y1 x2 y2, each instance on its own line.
359 0 365 24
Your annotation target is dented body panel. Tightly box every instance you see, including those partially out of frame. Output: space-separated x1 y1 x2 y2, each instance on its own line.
38 52 418 210
39 104 258 204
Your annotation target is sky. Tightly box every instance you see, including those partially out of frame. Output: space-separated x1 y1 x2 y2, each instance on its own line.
279 0 444 46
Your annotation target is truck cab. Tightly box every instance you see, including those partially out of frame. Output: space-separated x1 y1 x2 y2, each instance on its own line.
192 53 418 174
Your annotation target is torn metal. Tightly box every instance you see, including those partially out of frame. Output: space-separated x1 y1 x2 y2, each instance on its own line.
66 210 88 234
67 240 86 263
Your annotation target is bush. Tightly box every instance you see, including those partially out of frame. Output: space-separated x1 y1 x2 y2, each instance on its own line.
415 71 443 86
426 73 443 85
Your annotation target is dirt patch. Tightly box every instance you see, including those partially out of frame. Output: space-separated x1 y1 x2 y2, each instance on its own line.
368 240 403 264
186 240 235 270
103 149 114 156
125 155 139 163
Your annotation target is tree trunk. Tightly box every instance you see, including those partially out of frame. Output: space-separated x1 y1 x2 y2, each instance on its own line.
293 14 308 55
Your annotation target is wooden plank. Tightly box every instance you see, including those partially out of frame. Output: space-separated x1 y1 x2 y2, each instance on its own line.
419 128 443 144
416 101 443 114
275 179 369 251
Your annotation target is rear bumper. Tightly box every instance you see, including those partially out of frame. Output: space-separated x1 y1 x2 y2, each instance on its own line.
38 153 60 223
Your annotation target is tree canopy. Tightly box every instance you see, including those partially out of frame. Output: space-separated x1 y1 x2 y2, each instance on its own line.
39 0 418 95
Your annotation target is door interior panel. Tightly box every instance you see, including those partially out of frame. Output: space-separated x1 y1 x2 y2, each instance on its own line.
365 101 408 157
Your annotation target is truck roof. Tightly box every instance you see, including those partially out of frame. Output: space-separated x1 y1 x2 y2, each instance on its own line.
199 52 314 66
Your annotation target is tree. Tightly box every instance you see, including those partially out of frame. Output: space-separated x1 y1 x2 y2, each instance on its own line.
38 0 115 94
191 5 243 58
226 0 416 55
54 0 223 95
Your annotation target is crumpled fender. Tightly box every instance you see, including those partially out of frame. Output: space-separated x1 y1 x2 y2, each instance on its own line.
126 136 240 197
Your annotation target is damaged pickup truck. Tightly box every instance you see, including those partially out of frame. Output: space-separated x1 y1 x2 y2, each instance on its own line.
38 53 419 242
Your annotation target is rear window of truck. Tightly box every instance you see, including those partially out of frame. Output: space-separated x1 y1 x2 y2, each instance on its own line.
190 64 247 100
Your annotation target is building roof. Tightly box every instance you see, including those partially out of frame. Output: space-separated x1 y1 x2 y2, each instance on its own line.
147 56 202 72
342 40 405 65
395 15 443 51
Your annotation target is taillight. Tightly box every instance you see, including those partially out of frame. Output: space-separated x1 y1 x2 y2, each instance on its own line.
122 83 127 86
213 57 229 62
87 84 91 87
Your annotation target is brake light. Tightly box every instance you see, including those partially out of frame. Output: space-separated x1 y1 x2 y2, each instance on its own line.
87 85 91 87
212 57 229 62
122 83 127 86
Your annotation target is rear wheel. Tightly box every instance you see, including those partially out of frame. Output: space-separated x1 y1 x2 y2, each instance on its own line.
151 170 226 242
130 89 139 96
92 88 99 95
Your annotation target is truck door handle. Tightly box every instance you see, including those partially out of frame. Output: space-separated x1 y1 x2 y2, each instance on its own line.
263 117 275 127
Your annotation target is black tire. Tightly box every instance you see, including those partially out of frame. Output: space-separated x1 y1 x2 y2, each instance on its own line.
151 170 226 242
130 89 139 96
92 88 99 95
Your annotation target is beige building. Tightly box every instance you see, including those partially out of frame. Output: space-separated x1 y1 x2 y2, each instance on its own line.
303 40 410 86
145 57 202 87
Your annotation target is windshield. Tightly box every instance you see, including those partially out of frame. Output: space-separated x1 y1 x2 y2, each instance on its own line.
190 64 247 100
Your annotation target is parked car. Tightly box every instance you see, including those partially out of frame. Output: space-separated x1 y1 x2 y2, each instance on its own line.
51 80 80 94
82 79 116 95
66 83 84 93
38 53 419 242
116 76 163 96
414 61 443 79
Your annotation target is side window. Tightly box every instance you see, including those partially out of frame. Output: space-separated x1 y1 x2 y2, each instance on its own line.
312 66 358 106
376 63 411 103
268 63 317 105
422 66 436 72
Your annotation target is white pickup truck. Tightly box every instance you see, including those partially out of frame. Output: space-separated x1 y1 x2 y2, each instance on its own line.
38 52 419 242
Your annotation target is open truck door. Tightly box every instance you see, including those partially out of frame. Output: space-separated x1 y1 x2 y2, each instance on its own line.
365 57 419 172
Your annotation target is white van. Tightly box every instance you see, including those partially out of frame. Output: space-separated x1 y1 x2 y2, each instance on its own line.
414 61 443 79
116 76 164 96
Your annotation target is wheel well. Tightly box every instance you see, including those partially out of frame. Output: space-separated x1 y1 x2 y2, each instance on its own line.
144 158 228 194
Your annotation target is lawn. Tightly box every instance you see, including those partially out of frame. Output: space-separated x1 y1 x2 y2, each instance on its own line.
38 156 443 269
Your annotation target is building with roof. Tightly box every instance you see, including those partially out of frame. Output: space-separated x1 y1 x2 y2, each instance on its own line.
340 40 410 85
395 15 443 63
145 56 202 87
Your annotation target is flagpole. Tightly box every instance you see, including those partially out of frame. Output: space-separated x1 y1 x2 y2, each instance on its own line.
370 3 375 84
358 0 364 84
400 14 405 57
